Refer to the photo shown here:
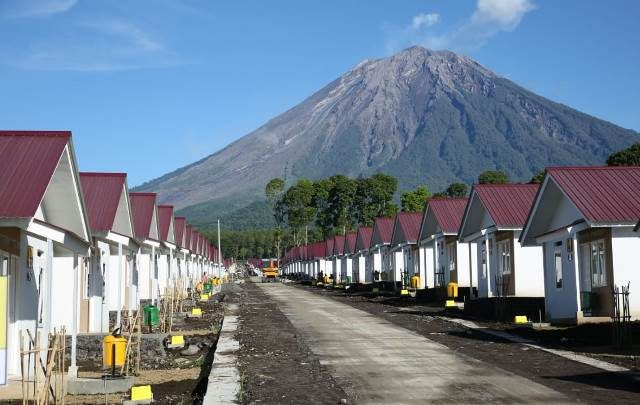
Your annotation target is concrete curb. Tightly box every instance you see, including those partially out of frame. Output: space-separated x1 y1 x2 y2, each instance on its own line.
202 303 240 404
440 316 634 374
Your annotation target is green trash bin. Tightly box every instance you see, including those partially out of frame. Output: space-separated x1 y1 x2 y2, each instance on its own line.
143 305 159 327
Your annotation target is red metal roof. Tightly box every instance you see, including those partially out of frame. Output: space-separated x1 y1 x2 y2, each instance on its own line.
395 212 422 243
474 184 539 228
333 235 345 255
157 205 174 242
79 172 127 233
129 192 158 240
325 238 334 257
184 225 192 250
355 227 373 251
309 241 326 258
0 131 70 219
174 217 186 248
547 166 640 225
344 232 357 254
373 217 395 244
428 197 468 234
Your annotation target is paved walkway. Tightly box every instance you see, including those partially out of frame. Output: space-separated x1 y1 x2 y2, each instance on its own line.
258 283 573 405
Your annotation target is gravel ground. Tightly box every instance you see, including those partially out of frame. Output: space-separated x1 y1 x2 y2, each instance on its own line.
237 282 350 405
300 285 640 404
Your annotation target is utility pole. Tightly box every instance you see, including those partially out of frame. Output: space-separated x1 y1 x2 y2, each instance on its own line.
217 219 222 278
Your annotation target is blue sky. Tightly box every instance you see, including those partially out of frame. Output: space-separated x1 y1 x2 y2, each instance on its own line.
1 0 638 186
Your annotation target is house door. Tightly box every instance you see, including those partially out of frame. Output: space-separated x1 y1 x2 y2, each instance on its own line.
578 234 614 317
79 259 90 333
447 241 458 284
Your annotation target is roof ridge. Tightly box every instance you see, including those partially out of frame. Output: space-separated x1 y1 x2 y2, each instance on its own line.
0 130 71 138
80 172 127 177
548 166 640 171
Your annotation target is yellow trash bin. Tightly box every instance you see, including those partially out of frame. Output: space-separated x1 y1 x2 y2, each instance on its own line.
447 282 458 298
411 275 420 289
103 333 127 369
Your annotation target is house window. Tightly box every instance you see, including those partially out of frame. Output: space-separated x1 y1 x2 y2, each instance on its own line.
590 239 607 287
554 241 563 289
497 239 511 275
481 244 487 278
447 243 456 274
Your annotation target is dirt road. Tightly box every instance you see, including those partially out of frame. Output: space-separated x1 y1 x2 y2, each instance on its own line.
258 283 572 405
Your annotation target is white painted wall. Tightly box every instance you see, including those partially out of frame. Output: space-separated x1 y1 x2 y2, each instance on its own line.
513 231 545 297
51 256 74 330
611 227 640 320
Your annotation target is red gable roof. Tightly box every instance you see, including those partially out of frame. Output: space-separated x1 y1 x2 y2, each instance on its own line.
129 192 157 240
157 205 174 242
0 131 70 219
548 166 640 225
344 232 357 254
325 238 334 257
428 198 468 234
79 172 127 233
474 184 539 228
356 227 373 251
184 225 193 250
395 212 422 243
309 241 326 258
373 217 395 244
333 235 345 255
174 217 186 248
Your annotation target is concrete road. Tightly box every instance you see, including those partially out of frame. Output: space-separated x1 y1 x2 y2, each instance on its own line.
258 283 573 405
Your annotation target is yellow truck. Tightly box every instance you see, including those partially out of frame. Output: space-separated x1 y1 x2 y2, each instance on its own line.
262 259 279 282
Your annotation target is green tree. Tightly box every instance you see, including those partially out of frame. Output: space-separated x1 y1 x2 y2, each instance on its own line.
606 143 640 166
445 182 468 197
312 178 334 235
530 170 546 184
281 179 316 244
265 178 285 263
401 185 431 212
352 174 398 226
327 175 357 234
478 170 509 184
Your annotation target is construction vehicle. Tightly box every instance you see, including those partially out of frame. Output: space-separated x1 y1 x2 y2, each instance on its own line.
261 259 279 282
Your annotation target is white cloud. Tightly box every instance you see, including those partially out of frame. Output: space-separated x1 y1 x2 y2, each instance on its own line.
411 13 440 30
387 0 536 53
471 0 536 29
5 19 182 72
0 0 78 18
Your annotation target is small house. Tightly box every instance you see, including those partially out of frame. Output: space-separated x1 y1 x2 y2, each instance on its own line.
418 198 476 295
341 232 357 284
156 205 176 297
0 131 92 382
79 172 138 333
389 212 422 287
459 184 544 301
521 167 640 323
129 192 161 307
353 227 373 283
369 217 394 284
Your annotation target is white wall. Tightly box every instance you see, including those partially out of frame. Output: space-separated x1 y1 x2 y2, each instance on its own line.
51 256 74 330
421 244 434 289
513 231 545 297
611 227 640 320
456 242 474 288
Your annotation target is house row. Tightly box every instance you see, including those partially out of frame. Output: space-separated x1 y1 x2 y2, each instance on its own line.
0 131 223 385
281 167 640 325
